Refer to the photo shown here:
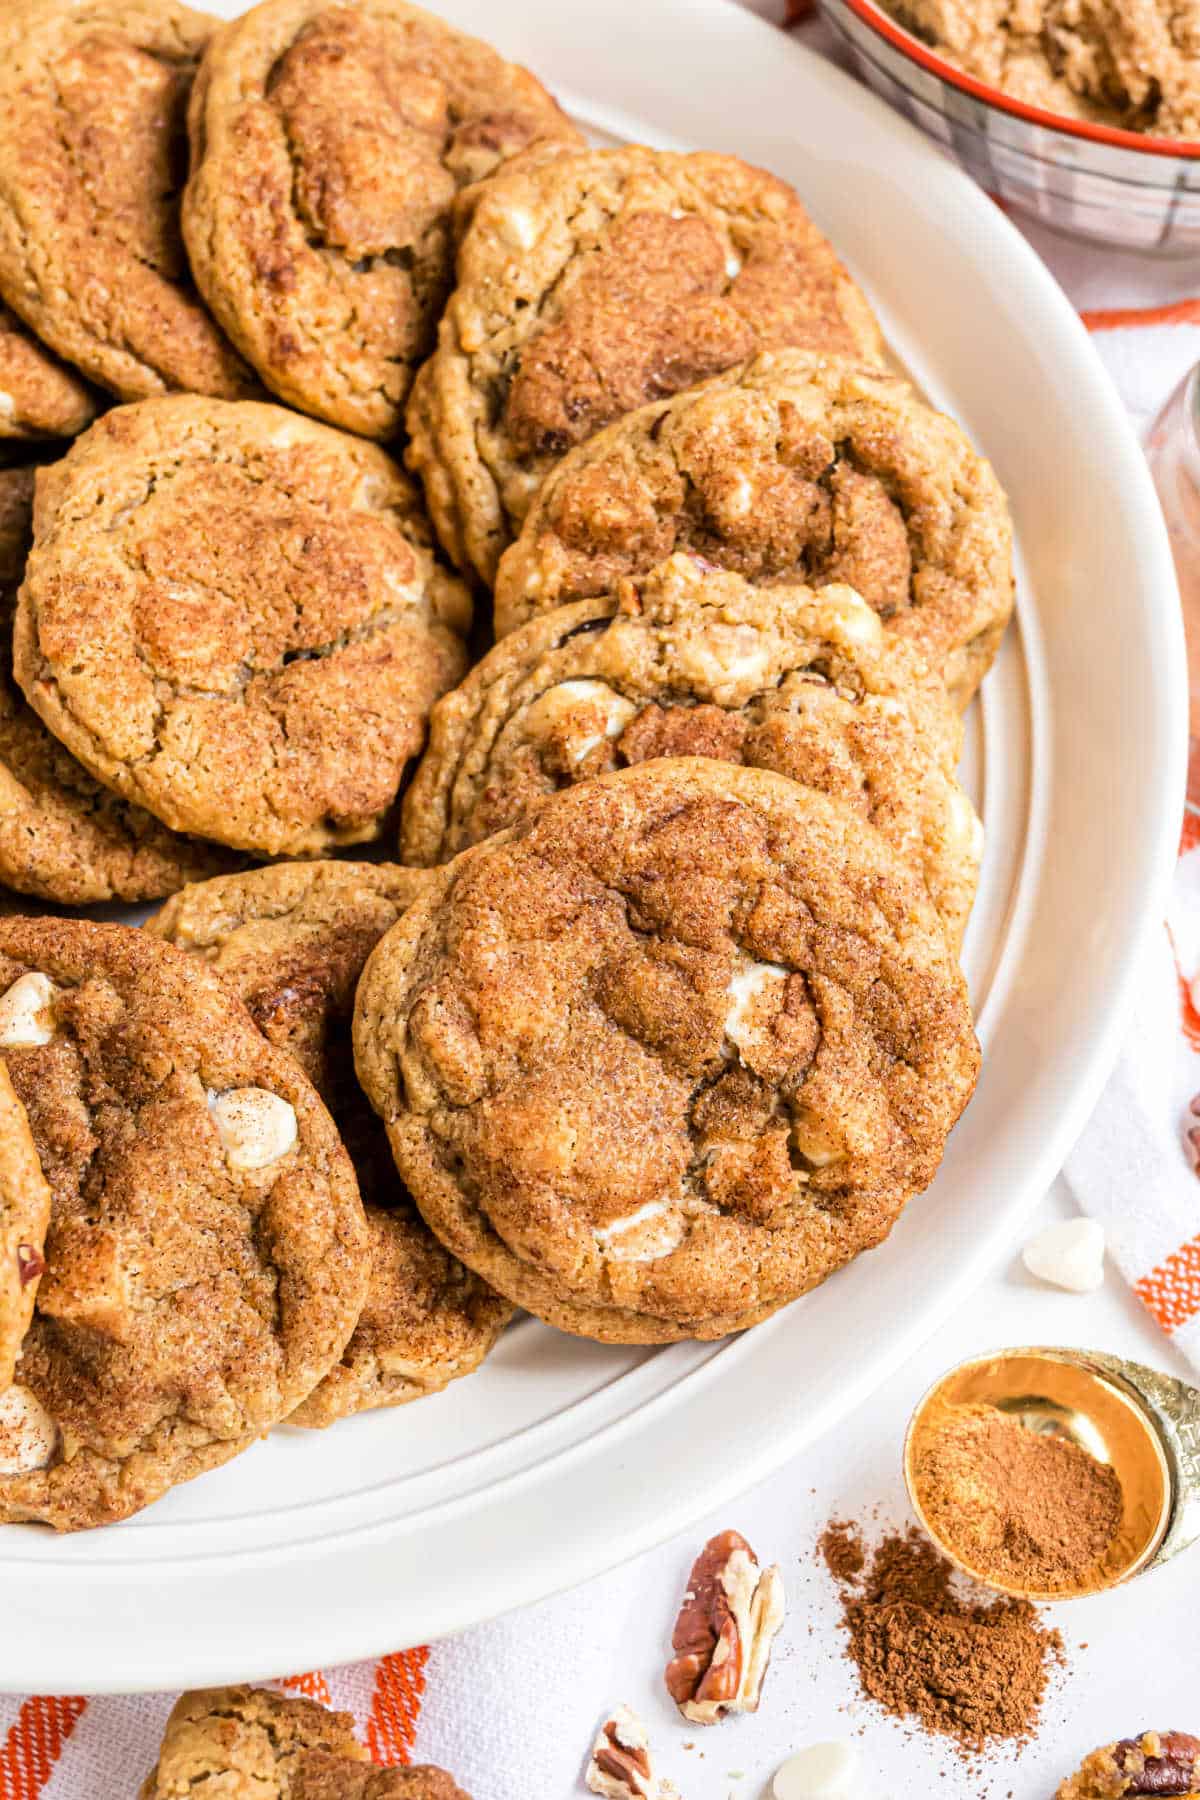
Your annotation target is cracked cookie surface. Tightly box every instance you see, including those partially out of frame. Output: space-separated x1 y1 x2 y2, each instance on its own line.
149 859 511 1428
14 398 471 858
0 465 239 905
0 0 256 402
494 348 1013 708
0 916 367 1530
407 145 885 584
183 0 582 439
356 759 979 1344
404 556 981 949
141 1685 472 1799
0 1061 51 1392
0 305 97 442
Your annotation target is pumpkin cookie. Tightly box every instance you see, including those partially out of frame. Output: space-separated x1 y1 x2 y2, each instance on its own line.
15 399 471 858
149 860 511 1427
0 917 368 1530
0 0 255 402
404 557 981 949
0 1061 51 1392
0 306 97 442
356 760 979 1344
406 145 884 584
1056 1732 1200 1800
183 0 581 439
494 349 1014 708
0 465 239 905
141 1686 472 1799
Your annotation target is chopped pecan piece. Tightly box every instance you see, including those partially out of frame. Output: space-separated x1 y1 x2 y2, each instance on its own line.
1112 1732 1200 1796
585 1706 677 1799
16 1243 44 1287
665 1528 785 1724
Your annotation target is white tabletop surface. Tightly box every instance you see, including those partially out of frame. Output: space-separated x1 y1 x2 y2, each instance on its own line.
413 1175 1200 1799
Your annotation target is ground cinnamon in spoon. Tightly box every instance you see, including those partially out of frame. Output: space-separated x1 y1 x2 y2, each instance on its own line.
819 1521 1064 1755
913 1402 1124 1592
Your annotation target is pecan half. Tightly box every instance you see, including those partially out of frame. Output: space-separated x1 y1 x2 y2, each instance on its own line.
1113 1733 1200 1796
585 1706 676 1800
16 1243 44 1287
664 1528 785 1725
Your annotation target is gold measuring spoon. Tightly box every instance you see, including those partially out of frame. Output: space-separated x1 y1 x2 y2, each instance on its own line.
903 1347 1200 1601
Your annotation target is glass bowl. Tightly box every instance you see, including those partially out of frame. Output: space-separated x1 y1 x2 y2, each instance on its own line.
818 0 1200 254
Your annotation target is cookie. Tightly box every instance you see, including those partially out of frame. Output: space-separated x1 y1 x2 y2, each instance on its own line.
183 0 582 440
141 1686 472 1799
0 305 97 442
0 465 240 905
0 917 367 1530
405 145 885 584
403 556 981 949
148 860 511 1427
1056 1732 1200 1800
0 1060 51 1392
356 759 980 1344
15 398 471 858
0 0 256 403
494 348 1014 709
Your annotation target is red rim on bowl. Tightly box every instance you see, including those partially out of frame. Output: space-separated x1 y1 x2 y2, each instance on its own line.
841 0 1200 159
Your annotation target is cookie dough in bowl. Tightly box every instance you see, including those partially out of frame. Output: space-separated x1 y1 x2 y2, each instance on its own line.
14 398 471 859
0 917 368 1530
403 555 981 950
148 860 512 1428
183 0 583 439
406 146 885 584
356 759 980 1345
0 0 256 403
0 306 97 443
494 347 1014 709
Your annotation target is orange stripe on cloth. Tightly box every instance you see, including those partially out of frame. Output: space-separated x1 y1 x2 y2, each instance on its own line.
0 1697 87 1800
1081 298 1200 332
365 1649 429 1767
281 1672 332 1707
1135 1233 1200 1332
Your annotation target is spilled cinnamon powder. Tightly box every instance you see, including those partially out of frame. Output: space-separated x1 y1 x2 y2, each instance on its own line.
819 1521 1064 1754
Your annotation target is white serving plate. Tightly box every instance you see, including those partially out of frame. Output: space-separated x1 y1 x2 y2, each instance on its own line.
0 0 1186 1694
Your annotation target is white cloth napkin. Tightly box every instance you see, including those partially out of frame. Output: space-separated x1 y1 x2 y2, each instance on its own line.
5 8 1200 1799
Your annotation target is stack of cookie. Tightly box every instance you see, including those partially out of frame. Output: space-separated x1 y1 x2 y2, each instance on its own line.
0 0 1010 1530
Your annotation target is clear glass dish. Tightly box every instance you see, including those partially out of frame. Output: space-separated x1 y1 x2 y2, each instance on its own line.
818 0 1200 255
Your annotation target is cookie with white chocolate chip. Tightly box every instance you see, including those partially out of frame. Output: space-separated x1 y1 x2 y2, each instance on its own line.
0 916 367 1530
355 759 980 1344
0 1059 51 1390
148 860 512 1428
494 347 1014 709
183 0 582 438
141 1685 472 1798
402 556 981 949
407 145 884 583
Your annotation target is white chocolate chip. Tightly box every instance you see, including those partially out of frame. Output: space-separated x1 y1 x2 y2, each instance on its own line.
772 1742 860 1800
0 1385 58 1477
594 1199 686 1264
208 1087 298 1172
947 787 985 860
499 205 538 250
826 587 883 647
1021 1218 1106 1293
673 625 772 702
727 473 753 516
724 957 788 1058
0 392 14 420
0 972 59 1048
725 251 743 279
524 679 636 765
